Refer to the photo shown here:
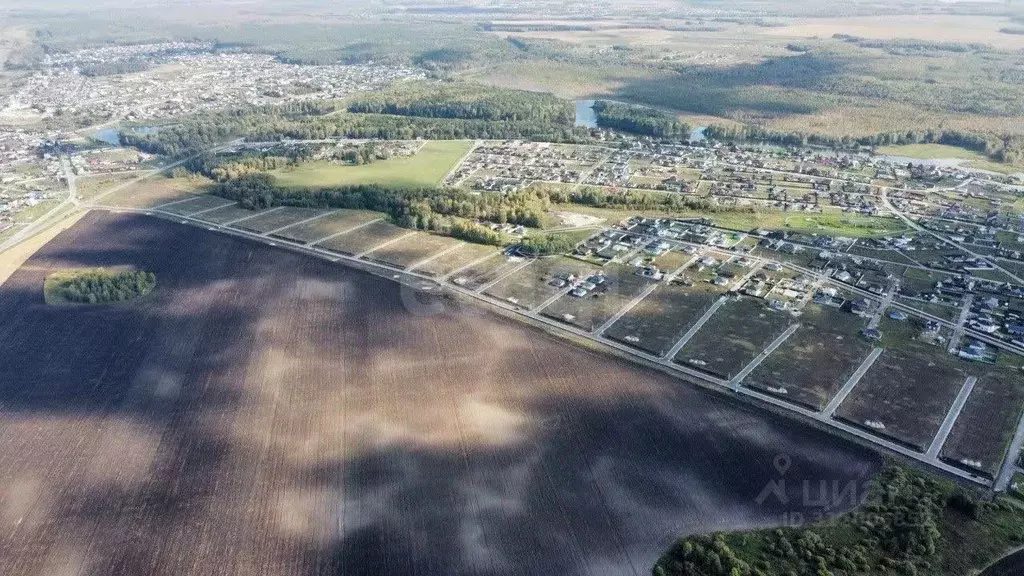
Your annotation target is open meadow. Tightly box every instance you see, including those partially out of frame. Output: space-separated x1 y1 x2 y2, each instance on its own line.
272 140 473 189
0 211 881 576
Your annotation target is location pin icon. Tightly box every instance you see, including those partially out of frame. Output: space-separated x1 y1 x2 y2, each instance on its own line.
774 454 791 477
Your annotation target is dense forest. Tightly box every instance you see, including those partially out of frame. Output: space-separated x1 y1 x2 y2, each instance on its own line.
121 88 591 158
654 464 1024 576
181 142 394 182
348 82 574 124
47 269 156 304
592 100 691 138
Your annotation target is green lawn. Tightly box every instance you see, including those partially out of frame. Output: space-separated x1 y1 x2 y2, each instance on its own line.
877 143 990 161
272 140 474 189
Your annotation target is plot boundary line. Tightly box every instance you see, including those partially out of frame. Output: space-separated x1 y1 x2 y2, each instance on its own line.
305 217 385 247
265 209 341 237
661 296 728 361
821 347 883 418
407 242 466 272
926 376 979 459
729 323 801 391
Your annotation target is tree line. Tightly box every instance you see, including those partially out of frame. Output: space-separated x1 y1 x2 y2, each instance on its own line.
704 124 1024 165
592 100 692 138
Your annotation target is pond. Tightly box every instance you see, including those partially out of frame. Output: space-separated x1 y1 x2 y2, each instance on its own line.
574 99 598 128
91 126 161 146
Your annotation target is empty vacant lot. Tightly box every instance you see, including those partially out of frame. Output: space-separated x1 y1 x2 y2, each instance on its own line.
745 304 874 410
0 212 880 576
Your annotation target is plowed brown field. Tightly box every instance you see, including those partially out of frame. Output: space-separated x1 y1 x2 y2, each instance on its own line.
0 212 880 576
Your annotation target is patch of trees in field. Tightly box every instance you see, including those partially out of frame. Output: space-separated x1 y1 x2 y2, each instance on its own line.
47 269 156 304
654 464 1024 576
348 82 574 124
591 100 691 138
517 233 580 256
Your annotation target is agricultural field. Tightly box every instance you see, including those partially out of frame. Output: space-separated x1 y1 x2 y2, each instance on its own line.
360 231 462 270
0 211 883 575
673 296 794 380
835 319 970 451
413 242 500 277
541 262 656 332
604 283 720 357
484 255 600 310
229 207 327 235
271 209 383 244
744 304 874 410
272 140 473 189
315 219 410 256
940 370 1024 477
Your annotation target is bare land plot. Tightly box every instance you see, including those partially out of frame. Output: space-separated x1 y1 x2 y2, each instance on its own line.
159 194 233 216
192 203 264 225
75 173 138 201
745 304 873 410
230 207 327 234
0 211 883 575
604 284 718 356
271 209 383 244
360 231 462 270
315 219 408 256
414 242 501 277
673 297 794 379
835 318 970 451
93 176 211 209
450 253 530 291
485 256 601 310
940 371 1024 478
541 263 656 332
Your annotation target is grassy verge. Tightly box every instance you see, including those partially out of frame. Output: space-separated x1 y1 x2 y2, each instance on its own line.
654 463 1024 576
272 140 474 189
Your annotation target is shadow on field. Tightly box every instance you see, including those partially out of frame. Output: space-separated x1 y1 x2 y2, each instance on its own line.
0 212 881 576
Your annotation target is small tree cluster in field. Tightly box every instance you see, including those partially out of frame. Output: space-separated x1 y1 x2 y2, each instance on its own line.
517 233 579 257
51 270 156 304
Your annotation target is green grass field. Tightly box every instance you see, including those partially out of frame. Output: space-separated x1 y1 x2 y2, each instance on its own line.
272 140 474 189
877 144 1022 174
